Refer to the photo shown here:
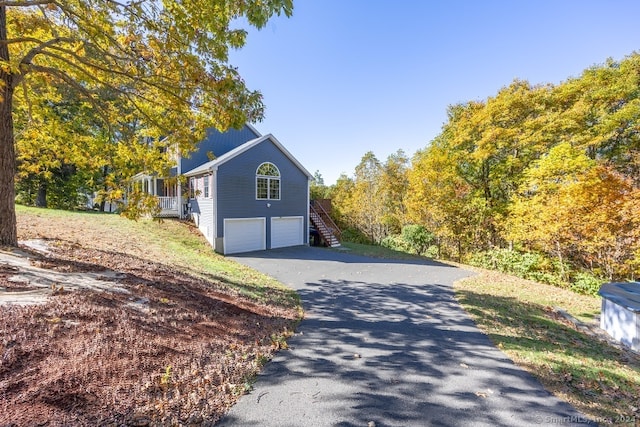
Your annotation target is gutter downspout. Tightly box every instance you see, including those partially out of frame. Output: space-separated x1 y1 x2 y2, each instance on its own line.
211 165 218 250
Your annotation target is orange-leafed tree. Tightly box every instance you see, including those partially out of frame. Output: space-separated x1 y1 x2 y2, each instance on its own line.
504 142 640 280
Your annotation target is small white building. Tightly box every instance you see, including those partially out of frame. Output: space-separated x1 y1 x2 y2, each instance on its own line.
599 282 640 352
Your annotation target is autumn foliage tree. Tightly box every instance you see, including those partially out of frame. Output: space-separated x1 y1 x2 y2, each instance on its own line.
505 142 640 279
378 149 409 234
406 137 491 260
331 150 409 244
0 0 293 246
332 52 640 284
342 152 386 243
13 74 107 208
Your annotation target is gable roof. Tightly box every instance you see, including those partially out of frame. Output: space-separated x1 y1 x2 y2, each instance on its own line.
160 123 261 149
192 123 262 160
183 134 313 179
244 123 262 138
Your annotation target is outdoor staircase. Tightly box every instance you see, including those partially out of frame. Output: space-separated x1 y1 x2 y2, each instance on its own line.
309 201 341 248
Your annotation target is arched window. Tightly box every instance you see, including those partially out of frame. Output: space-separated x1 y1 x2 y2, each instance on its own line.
256 162 280 200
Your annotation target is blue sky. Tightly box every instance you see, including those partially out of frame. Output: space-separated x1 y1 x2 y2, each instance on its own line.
229 0 640 185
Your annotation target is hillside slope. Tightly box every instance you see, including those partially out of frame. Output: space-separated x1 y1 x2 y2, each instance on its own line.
0 206 300 426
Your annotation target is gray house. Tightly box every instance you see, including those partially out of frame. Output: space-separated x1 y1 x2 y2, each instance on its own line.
132 124 340 254
182 128 314 255
131 124 263 218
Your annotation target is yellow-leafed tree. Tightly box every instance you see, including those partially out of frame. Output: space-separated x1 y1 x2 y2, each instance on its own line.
504 142 640 280
0 0 293 246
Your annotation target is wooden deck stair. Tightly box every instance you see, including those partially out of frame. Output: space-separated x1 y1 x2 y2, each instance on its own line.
309 201 341 248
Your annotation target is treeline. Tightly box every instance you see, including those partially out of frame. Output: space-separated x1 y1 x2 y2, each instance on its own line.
317 53 640 293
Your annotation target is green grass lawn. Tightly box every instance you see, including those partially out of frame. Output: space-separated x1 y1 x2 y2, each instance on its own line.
339 241 426 260
335 242 640 425
15 205 300 309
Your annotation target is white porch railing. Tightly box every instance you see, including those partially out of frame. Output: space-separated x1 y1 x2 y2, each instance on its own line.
157 196 180 217
158 196 178 210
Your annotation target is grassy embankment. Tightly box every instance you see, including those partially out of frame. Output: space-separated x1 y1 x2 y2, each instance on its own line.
15 204 300 309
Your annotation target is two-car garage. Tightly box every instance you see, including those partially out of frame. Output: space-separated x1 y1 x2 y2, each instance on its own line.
183 132 314 257
223 216 304 255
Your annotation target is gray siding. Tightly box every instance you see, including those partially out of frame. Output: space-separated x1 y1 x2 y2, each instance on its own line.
215 138 309 249
189 194 215 245
180 125 260 173
196 196 215 245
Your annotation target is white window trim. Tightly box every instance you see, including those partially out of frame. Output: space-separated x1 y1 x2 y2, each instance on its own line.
203 174 210 198
191 175 212 199
189 177 195 199
256 162 281 201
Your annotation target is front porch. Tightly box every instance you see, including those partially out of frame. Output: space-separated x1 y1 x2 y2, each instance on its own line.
131 173 183 218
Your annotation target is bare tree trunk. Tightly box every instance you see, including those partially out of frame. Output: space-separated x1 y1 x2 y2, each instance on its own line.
35 181 47 208
100 166 109 212
555 240 567 282
0 5 17 246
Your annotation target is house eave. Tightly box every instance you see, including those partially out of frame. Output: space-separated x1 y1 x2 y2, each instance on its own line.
183 164 217 177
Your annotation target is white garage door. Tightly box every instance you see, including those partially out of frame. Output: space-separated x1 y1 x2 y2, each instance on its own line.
271 216 304 249
224 218 266 255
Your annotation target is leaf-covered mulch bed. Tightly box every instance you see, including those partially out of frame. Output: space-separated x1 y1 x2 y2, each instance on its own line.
0 242 298 426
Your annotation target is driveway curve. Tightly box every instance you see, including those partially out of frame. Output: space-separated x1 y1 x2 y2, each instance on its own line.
219 246 596 426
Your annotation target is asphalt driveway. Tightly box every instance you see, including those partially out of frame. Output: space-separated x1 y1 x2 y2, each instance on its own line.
219 246 596 426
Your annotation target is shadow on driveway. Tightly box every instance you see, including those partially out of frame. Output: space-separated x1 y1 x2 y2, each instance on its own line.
220 246 597 426
231 245 457 267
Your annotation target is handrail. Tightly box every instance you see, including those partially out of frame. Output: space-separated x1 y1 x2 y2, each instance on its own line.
310 200 342 242
157 196 178 210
